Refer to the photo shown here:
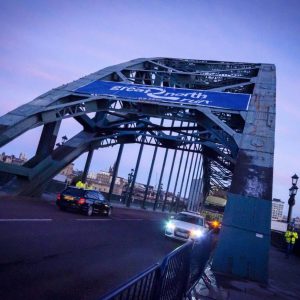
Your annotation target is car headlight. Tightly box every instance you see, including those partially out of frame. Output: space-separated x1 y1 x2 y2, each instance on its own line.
166 221 175 230
190 229 203 238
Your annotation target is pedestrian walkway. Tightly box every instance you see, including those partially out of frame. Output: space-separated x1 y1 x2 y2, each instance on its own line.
194 246 300 299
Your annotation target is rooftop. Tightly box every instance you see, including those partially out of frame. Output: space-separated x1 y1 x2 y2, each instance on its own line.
272 198 284 203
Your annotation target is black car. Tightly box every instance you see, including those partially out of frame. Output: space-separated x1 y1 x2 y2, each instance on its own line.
56 186 112 216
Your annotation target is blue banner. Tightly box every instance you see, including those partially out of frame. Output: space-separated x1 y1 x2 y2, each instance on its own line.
75 80 250 111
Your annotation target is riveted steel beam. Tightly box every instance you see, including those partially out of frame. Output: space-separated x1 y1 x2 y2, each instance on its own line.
0 58 276 283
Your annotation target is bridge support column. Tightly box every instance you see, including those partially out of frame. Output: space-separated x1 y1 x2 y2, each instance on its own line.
82 149 94 183
108 144 124 201
212 192 271 282
127 140 144 207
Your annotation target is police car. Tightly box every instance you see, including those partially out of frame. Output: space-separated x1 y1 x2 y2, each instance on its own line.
165 211 208 241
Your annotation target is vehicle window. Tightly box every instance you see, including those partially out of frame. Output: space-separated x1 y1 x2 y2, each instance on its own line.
85 191 98 200
63 188 85 197
97 192 106 201
175 214 203 226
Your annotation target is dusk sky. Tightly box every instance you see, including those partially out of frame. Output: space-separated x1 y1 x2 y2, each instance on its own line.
0 0 300 216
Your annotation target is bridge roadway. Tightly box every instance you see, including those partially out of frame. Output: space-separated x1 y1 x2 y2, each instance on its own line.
0 195 180 300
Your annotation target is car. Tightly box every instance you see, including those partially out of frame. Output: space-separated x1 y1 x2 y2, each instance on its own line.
56 186 112 216
207 220 222 233
165 211 208 241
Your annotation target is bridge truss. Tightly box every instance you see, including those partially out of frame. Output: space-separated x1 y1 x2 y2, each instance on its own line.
0 57 275 282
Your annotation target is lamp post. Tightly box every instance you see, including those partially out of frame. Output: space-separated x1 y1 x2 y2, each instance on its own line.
287 174 298 225
55 135 68 147
125 169 134 207
62 135 68 144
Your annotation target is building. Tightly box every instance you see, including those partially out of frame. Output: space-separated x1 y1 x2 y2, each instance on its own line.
0 152 27 165
272 198 284 220
86 171 126 196
96 171 111 185
60 163 74 177
87 172 97 180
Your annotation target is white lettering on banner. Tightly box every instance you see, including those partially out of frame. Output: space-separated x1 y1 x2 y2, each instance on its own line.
109 85 210 103
75 80 251 110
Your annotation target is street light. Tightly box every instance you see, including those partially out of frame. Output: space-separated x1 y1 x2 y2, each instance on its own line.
62 135 68 144
55 135 68 148
292 174 299 186
287 174 298 225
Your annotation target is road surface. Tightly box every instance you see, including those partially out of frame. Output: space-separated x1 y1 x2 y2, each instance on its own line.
0 195 181 300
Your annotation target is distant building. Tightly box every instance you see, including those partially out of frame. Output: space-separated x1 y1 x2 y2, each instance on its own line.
96 171 111 186
0 152 27 165
60 163 74 177
272 198 284 220
83 168 126 195
87 172 97 180
112 177 126 195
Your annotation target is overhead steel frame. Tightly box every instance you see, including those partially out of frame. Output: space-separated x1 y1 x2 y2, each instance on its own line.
0 57 275 281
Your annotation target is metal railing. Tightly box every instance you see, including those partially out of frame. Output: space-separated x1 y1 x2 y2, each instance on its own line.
100 233 213 300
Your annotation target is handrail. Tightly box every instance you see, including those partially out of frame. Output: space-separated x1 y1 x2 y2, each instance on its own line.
99 233 213 300
100 263 160 300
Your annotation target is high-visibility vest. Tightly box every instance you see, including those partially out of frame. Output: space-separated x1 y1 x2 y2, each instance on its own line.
76 181 86 189
285 231 299 244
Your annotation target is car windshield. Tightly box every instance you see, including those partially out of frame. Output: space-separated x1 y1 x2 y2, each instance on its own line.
98 193 106 201
63 187 85 197
175 214 204 226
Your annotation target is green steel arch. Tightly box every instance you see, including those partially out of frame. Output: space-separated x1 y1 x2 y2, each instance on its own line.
0 57 275 282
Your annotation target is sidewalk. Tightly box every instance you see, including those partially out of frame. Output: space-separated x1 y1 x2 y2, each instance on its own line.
196 246 300 299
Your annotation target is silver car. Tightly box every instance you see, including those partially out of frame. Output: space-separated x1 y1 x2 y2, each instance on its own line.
165 211 208 241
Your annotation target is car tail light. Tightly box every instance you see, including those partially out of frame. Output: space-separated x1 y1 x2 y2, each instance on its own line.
212 221 220 228
57 193 61 200
78 198 86 205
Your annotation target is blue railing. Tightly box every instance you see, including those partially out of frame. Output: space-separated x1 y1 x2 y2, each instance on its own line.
100 233 213 300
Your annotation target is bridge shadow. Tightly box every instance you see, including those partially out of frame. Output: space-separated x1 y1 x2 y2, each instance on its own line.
195 245 300 299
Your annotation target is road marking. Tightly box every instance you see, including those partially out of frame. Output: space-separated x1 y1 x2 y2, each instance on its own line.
74 218 144 221
113 218 144 221
0 219 52 222
75 218 110 221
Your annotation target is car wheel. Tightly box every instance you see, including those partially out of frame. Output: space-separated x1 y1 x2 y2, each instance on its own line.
59 206 66 211
86 205 93 216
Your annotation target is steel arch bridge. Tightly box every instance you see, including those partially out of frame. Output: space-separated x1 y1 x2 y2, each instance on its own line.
0 57 275 282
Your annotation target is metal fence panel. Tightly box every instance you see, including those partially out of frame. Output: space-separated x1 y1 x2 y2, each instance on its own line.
100 264 160 300
155 242 192 300
100 234 213 300
188 233 212 291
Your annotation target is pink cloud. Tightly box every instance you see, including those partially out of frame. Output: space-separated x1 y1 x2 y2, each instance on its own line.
23 65 64 82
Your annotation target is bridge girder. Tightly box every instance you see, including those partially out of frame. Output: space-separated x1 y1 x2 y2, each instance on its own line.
0 57 247 197
0 57 276 282
0 58 266 199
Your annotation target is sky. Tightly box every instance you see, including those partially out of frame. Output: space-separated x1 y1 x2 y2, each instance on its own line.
0 0 300 216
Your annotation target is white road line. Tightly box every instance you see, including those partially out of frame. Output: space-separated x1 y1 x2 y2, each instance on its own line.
0 219 53 222
113 218 144 221
74 218 144 221
75 219 112 221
